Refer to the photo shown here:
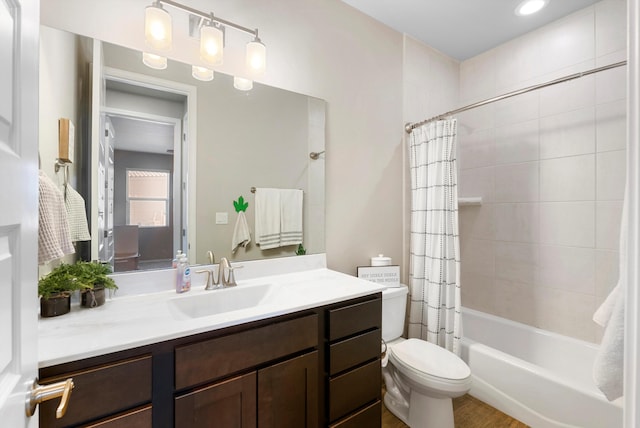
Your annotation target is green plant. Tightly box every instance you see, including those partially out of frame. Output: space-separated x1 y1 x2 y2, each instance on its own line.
296 244 306 256
68 261 117 291
38 263 82 299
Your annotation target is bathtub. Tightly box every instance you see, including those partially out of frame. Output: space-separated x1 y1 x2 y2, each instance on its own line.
460 307 623 428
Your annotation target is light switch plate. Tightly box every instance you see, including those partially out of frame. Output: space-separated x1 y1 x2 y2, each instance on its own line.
215 212 228 225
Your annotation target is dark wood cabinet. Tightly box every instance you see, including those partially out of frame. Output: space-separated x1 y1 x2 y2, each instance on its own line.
39 293 381 428
258 351 318 428
326 297 382 427
39 355 152 428
175 372 257 428
84 406 153 428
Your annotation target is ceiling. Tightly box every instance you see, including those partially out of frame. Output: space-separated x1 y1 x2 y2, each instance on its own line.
341 0 601 61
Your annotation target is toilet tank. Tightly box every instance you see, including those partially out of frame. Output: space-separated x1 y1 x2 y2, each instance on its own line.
382 285 408 342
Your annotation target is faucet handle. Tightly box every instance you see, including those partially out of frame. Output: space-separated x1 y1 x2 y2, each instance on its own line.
196 269 219 290
207 251 215 265
225 264 243 287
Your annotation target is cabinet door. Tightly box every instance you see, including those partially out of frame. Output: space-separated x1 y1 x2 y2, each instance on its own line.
175 372 256 428
258 351 318 428
83 406 152 428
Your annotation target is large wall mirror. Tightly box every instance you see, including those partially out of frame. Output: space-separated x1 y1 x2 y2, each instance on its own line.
39 25 326 274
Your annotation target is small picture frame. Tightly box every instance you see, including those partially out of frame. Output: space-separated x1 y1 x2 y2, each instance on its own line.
357 265 400 286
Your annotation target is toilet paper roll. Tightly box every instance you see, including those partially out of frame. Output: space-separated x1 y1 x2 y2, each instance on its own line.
371 254 392 266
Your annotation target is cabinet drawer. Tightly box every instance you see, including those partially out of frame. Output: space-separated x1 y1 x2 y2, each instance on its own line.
328 297 381 341
328 359 381 422
175 314 318 389
40 355 152 428
329 401 381 428
329 328 381 375
84 405 152 428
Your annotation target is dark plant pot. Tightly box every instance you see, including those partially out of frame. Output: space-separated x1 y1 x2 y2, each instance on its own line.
81 287 106 308
40 294 71 317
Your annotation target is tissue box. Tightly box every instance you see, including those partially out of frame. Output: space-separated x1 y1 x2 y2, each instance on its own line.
357 265 400 286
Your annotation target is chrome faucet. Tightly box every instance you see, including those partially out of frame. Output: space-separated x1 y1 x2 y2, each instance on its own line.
219 257 242 287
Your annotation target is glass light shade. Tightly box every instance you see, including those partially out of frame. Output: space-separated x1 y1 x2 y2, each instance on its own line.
233 77 253 91
142 52 167 70
515 0 548 16
200 24 224 66
145 4 172 51
246 39 266 74
192 65 214 81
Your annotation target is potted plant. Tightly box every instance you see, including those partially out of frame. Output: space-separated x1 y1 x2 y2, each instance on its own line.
38 263 80 317
69 261 118 308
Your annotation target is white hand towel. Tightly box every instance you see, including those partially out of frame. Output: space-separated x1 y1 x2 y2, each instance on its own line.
64 184 91 242
255 188 281 250
279 189 303 247
38 170 75 264
232 211 251 253
593 190 626 400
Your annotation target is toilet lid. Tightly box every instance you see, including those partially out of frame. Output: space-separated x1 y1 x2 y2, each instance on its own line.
390 338 470 380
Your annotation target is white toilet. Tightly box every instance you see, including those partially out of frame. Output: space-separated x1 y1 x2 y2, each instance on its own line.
382 286 471 428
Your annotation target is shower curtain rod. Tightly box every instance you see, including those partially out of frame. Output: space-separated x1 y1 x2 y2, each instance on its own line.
405 60 627 133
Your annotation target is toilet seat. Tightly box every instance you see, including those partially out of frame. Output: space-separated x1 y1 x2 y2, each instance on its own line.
389 338 471 394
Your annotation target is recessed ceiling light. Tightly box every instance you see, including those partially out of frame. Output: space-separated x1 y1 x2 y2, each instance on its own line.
515 0 549 16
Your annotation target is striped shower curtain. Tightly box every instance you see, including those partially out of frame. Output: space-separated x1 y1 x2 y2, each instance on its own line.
408 118 461 355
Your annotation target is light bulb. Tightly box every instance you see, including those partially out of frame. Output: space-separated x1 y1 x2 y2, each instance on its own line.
233 77 253 91
192 65 214 81
145 3 172 51
246 38 266 75
200 24 224 66
142 52 167 70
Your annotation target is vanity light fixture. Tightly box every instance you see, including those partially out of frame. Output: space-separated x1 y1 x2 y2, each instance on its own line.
192 65 214 81
200 21 224 66
246 34 266 75
142 0 265 90
233 76 253 91
142 52 168 70
144 2 172 51
515 0 549 16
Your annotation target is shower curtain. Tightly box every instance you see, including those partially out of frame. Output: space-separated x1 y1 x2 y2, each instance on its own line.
408 118 461 355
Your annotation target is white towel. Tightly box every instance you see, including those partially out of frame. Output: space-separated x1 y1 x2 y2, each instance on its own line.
279 189 303 246
232 211 251 253
593 191 626 401
255 188 282 250
38 170 75 264
64 184 91 242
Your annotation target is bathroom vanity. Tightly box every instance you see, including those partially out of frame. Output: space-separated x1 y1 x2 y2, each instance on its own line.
37 262 383 428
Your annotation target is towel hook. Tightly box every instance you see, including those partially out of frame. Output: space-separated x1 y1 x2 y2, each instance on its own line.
309 150 325 160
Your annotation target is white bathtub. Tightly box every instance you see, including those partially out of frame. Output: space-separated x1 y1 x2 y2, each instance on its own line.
460 307 623 428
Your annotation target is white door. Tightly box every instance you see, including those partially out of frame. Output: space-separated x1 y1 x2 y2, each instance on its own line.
0 0 39 425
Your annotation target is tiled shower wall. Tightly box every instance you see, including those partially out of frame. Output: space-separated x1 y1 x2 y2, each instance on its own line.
457 0 627 342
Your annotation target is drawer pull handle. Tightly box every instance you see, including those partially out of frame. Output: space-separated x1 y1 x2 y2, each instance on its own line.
26 378 75 419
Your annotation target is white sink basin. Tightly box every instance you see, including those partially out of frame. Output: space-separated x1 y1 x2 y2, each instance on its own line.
168 283 276 319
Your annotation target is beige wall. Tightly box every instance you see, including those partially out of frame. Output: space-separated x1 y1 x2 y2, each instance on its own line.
42 0 409 276
457 0 627 342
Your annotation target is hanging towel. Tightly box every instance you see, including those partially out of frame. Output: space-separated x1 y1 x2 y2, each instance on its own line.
232 211 251 253
279 189 303 247
593 191 627 401
255 188 282 250
38 170 75 264
64 184 91 242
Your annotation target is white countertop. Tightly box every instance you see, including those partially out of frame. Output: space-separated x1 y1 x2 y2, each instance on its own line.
38 256 385 368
